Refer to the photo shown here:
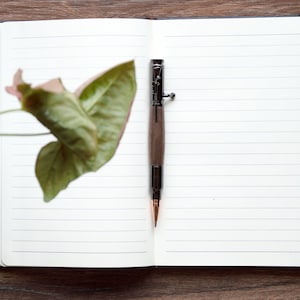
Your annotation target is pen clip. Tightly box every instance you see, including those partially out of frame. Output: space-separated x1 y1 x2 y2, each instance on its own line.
151 59 163 106
151 59 175 106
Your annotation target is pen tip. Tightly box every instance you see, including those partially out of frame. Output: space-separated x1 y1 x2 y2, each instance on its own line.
153 199 159 227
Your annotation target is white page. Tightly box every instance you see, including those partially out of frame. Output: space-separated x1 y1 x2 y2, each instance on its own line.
154 17 300 266
0 23 3 265
0 19 154 267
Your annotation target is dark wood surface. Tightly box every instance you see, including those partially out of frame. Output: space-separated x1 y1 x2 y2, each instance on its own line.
1 1 300 299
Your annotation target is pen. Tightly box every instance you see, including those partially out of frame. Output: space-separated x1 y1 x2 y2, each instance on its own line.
150 59 164 227
150 59 174 226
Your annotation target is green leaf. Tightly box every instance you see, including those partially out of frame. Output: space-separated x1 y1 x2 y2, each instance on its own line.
78 60 137 170
22 88 98 159
32 61 136 201
35 141 92 202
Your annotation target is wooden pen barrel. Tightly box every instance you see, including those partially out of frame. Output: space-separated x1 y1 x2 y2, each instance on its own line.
150 105 164 166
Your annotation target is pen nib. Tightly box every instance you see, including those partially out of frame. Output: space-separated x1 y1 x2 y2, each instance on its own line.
153 199 159 227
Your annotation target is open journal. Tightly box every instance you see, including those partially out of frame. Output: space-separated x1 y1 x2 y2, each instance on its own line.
1 16 300 267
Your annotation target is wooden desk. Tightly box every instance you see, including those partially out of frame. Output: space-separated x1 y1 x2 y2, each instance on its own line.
1 1 300 299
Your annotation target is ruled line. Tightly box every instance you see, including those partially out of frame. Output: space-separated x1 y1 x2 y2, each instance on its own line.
166 239 300 243
12 229 147 233
166 163 300 166
173 87 300 91
12 44 146 50
12 33 146 39
164 185 300 188
165 43 300 48
166 217 300 221
12 240 147 244
167 54 300 58
13 218 146 222
165 250 300 253
166 130 300 134
12 250 148 254
165 33 300 38
167 76 300 80
167 174 300 177
165 229 300 232
12 207 146 211
166 207 300 210
167 110 300 113
167 65 300 69
166 142 300 145
165 196 300 199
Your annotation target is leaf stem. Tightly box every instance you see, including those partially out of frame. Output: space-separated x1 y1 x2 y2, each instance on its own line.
0 108 51 136
0 132 51 137
0 108 23 115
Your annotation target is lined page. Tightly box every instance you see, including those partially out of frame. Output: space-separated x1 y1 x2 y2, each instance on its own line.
154 17 300 266
0 19 153 267
0 24 3 266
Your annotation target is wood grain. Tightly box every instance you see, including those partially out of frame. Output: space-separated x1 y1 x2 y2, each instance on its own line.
1 267 300 299
1 0 300 21
1 0 300 299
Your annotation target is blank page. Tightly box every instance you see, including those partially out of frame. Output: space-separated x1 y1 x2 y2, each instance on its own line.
0 19 153 267
153 17 300 266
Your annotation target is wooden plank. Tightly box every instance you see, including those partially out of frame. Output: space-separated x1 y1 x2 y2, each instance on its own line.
1 0 300 21
1 1 300 299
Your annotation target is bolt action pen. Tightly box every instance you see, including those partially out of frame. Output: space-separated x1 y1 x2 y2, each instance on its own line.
150 59 174 226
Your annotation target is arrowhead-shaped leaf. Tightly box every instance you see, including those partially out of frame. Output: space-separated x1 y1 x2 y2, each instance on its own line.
35 141 93 202
78 60 136 170
16 61 136 201
22 88 98 159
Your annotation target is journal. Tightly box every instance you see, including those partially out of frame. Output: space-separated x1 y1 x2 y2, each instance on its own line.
1 17 300 267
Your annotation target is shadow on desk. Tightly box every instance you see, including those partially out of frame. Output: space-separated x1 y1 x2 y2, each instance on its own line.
0 267 300 299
